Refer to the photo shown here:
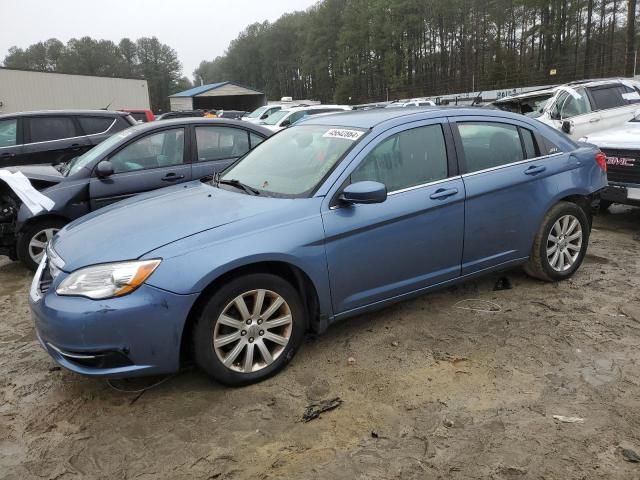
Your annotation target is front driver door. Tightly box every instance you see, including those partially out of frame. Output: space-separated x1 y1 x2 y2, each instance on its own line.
89 127 191 210
322 120 465 315
190 125 253 179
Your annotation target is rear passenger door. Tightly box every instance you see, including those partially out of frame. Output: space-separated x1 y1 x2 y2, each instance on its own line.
191 125 256 179
0 117 24 168
89 127 191 210
22 116 91 165
588 83 640 131
452 116 570 275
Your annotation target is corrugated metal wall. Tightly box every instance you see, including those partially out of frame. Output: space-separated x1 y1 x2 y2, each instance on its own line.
169 97 193 111
0 68 150 113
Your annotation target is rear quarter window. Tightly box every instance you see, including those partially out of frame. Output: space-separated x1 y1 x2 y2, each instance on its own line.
78 116 115 135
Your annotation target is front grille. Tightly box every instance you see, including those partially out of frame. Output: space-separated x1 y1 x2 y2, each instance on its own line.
602 149 640 184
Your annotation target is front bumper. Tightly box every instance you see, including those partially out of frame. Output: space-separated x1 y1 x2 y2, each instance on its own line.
601 183 640 206
29 261 199 378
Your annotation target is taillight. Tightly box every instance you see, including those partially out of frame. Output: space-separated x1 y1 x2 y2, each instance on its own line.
595 151 607 173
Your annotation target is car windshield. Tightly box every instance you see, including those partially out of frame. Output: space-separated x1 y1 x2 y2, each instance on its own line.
221 124 366 197
262 110 290 125
246 106 269 119
63 128 138 176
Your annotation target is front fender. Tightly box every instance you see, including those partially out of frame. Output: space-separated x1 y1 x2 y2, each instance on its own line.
16 180 90 230
143 209 333 320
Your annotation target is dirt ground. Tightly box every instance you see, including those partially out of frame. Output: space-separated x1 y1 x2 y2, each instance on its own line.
1 207 640 480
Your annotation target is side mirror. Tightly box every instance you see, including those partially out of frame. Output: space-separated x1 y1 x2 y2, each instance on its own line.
280 119 291 127
340 181 387 205
95 160 114 178
549 110 561 120
561 120 572 134
260 113 269 120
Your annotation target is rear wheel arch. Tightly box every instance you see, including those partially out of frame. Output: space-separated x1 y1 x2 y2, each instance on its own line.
180 261 321 366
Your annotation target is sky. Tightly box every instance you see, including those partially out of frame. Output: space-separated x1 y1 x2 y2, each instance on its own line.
1 0 318 80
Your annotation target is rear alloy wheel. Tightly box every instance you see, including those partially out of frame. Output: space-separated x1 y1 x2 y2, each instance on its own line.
193 274 306 386
524 201 589 282
17 218 67 271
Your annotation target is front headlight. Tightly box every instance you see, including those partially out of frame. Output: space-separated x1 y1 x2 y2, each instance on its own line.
56 259 161 299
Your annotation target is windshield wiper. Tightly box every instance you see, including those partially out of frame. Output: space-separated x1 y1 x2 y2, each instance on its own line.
218 178 260 196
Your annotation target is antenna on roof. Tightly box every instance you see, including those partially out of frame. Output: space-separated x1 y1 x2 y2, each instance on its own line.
102 99 115 110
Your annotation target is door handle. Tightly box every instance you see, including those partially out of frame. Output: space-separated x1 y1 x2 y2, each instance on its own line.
162 173 185 182
589 117 601 123
524 165 546 175
429 187 458 200
0 152 15 158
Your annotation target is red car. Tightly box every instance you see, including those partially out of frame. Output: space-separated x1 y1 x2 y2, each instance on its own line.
122 109 155 123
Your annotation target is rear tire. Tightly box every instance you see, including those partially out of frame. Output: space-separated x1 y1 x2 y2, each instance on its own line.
524 202 589 282
192 273 306 386
17 218 67 271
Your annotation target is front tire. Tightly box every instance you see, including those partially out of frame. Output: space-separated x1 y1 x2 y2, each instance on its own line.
524 202 590 282
17 218 67 271
192 274 306 386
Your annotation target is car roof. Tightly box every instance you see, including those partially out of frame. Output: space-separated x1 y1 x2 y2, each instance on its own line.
0 109 130 120
136 117 273 136
299 106 535 129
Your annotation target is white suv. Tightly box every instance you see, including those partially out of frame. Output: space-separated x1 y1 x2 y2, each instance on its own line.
535 78 640 139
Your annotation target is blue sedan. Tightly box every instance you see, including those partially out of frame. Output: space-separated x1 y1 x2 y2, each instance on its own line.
29 108 607 385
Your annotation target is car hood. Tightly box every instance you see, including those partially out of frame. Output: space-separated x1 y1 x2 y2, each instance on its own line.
51 181 295 272
6 164 64 185
582 121 640 149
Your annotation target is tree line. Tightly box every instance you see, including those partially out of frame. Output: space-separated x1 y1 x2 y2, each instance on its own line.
2 37 191 112
195 0 639 104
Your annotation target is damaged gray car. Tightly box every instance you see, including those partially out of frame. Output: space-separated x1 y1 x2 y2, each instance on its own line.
0 118 271 270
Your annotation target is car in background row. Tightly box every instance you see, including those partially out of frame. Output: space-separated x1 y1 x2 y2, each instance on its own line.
29 108 606 386
493 78 640 140
123 109 155 123
260 105 351 131
386 99 436 108
0 110 136 168
491 88 556 118
243 104 294 124
155 110 209 121
216 110 247 120
579 113 640 209
0 119 271 270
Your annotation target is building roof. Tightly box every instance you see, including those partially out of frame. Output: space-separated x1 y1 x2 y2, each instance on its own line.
170 82 263 97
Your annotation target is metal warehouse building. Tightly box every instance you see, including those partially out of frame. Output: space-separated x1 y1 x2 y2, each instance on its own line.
169 82 265 112
0 68 150 114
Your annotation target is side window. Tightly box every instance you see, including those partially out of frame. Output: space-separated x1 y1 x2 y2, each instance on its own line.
458 122 524 173
519 127 540 159
109 128 184 174
113 116 134 132
351 124 448 192
588 85 626 110
29 117 77 142
620 85 640 105
250 132 265 148
0 119 18 147
196 127 249 161
288 111 307 124
78 116 114 135
559 88 592 118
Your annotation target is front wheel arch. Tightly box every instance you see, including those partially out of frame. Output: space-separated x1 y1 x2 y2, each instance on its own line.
180 261 320 367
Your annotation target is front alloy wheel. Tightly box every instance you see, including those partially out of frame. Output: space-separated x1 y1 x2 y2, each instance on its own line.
193 273 306 386
28 228 59 265
214 289 293 373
